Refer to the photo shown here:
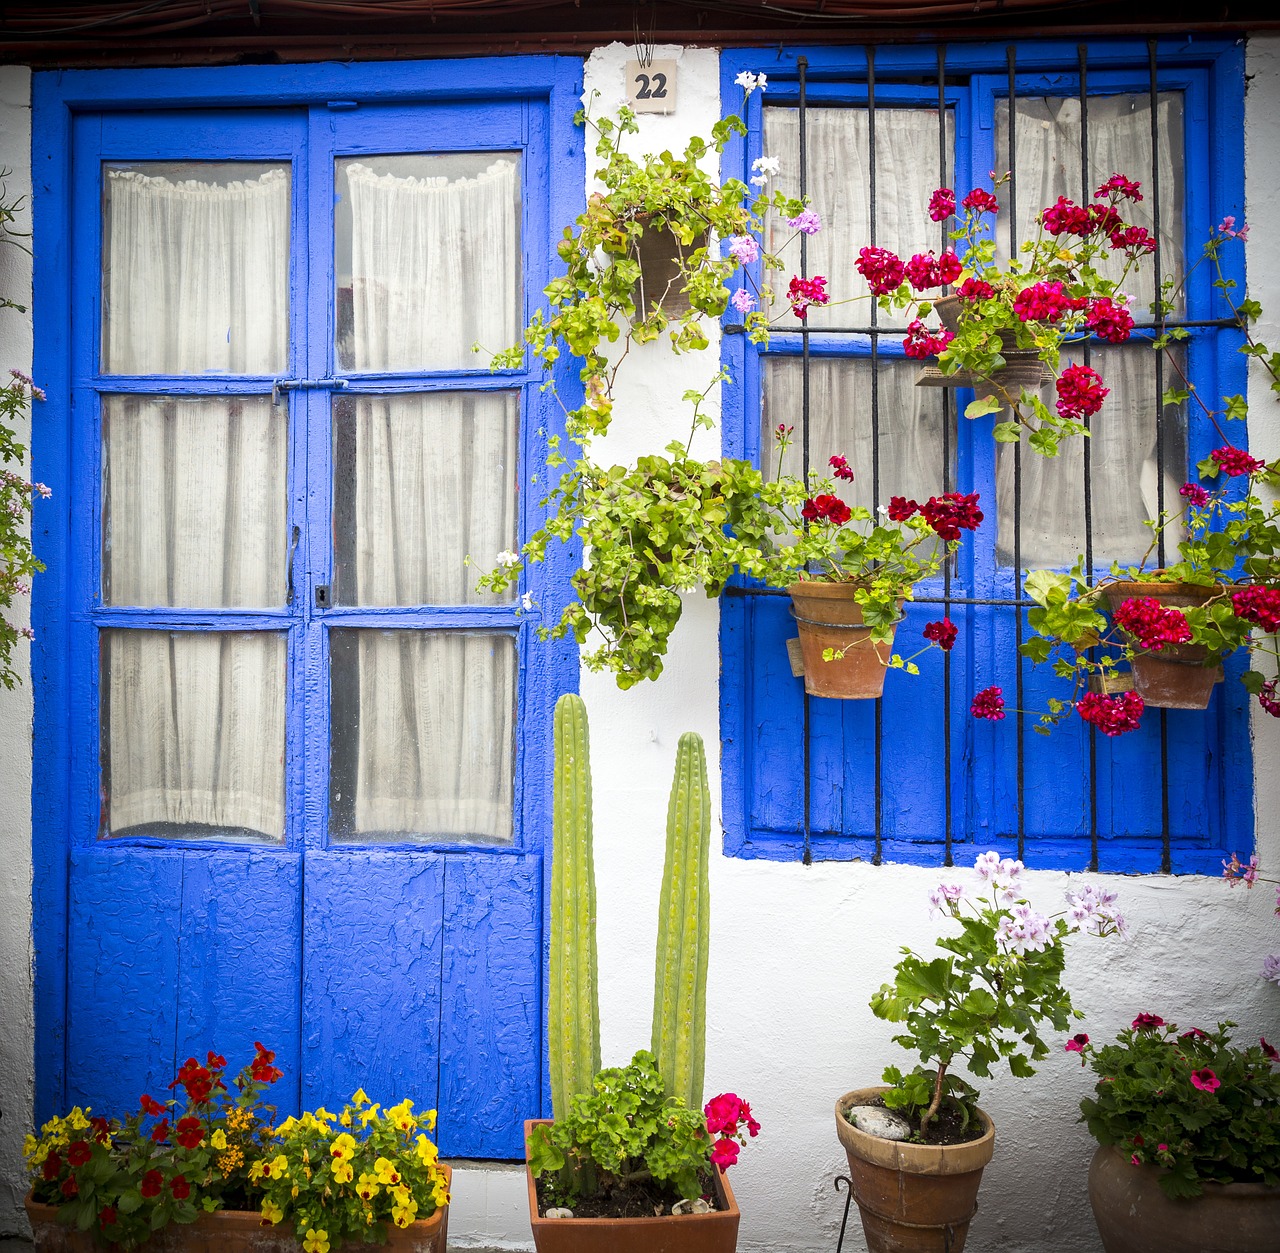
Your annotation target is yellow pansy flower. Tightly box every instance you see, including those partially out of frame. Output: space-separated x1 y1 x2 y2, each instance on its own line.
339 1111 352 1127
210 1129 227 1151
356 1173 380 1201
358 1103 382 1128
248 1159 268 1182
260 1200 284 1225
414 1135 438 1166
331 1159 354 1184
302 1228 330 1253
423 1109 437 1132
351 1088 370 1108
391 1185 412 1207
391 1202 417 1228
432 1180 449 1208
330 1133 356 1160
312 1107 338 1124
373 1156 401 1186
271 1154 289 1176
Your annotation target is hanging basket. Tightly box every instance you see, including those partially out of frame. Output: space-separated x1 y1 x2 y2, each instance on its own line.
787 582 901 701
914 295 1050 399
1102 580 1228 710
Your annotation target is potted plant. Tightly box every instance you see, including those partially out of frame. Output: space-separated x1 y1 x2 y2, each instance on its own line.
1071 1016 1280 1252
859 172 1154 456
525 694 756 1250
23 1043 450 1252
837 852 1126 1253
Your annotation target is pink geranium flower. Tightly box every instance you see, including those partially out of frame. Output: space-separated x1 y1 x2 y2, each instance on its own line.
1189 1067 1220 1094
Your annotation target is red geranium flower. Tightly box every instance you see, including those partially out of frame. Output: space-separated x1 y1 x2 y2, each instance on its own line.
710 1137 740 1168
1065 1033 1090 1053
887 496 919 522
855 246 905 296
801 494 852 526
962 188 1000 214
828 454 855 482
1076 691 1145 737
1132 1013 1165 1030
1095 173 1143 201
928 187 955 222
923 619 958 651
1055 363 1109 421
971 686 1005 721
1210 446 1265 478
67 1141 92 1168
1262 1037 1279 1063
920 492 983 541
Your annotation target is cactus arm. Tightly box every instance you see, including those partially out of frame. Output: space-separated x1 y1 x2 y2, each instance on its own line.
651 731 712 1110
549 693 600 1122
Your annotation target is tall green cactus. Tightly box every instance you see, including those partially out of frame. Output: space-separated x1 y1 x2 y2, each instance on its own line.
650 731 712 1111
548 693 601 1123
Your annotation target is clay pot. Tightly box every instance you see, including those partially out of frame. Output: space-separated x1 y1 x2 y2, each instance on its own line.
787 582 900 700
1088 1144 1280 1252
835 1088 995 1253
524 1121 740 1253
1102 580 1227 709
917 297 1050 400
25 1168 450 1252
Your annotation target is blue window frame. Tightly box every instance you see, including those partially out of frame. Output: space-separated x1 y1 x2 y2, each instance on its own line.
32 57 584 1144
719 39 1251 873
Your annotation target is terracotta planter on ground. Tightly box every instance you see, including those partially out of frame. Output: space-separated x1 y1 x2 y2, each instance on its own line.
26 1167 450 1253
1102 580 1227 709
787 582 900 700
524 1121 740 1253
835 1088 995 1253
1088 1144 1280 1253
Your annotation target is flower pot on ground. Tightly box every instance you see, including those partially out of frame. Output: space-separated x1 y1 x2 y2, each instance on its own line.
787 581 900 699
834 1089 994 1253
524 1121 739 1253
1101 580 1226 709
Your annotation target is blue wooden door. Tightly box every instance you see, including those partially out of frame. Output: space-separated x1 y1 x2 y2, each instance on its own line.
58 82 573 1158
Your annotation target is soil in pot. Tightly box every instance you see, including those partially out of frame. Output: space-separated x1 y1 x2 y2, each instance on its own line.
535 1169 725 1219
842 1094 987 1148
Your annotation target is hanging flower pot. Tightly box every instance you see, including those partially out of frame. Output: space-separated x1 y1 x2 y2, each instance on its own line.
915 296 1048 399
1102 581 1227 710
787 582 901 700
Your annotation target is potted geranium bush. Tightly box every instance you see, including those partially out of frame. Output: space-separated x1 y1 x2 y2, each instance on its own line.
1073 1016 1280 1252
836 853 1126 1253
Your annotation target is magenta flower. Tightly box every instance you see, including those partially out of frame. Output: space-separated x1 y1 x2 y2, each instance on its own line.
1179 481 1211 507
828 454 855 482
855 246 905 295
928 187 956 221
1055 363 1109 421
1095 173 1143 201
962 188 999 214
1132 1013 1165 1031
1075 691 1145 737
1189 1067 1220 1094
1065 1033 1090 1053
923 618 958 651
971 686 1005 721
903 319 954 360
787 275 829 318
1210 445 1265 477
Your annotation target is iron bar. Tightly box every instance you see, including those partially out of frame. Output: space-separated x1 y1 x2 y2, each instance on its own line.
799 54 813 868
726 316 1240 335
939 43 954 867
868 44 884 866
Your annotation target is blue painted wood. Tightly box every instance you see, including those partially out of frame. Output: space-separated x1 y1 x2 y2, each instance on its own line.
302 851 445 1115
717 38 1252 870
438 854 542 1159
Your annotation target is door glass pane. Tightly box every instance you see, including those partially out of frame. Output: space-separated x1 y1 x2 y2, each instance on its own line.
329 630 515 844
101 630 286 841
102 395 288 607
995 93 1185 314
102 162 290 374
332 391 517 606
335 153 522 371
763 107 954 330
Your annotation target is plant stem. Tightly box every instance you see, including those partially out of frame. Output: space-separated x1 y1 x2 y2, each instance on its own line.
918 1060 949 1140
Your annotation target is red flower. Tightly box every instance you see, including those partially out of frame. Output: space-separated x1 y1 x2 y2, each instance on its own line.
1014 280 1073 324
855 246 905 296
962 188 1000 214
971 686 1005 721
1232 586 1280 632
61 1177 78 1198
1084 297 1135 344
140 1170 164 1199
100 1206 118 1227
1113 597 1192 652
1262 1037 1279 1062
887 496 919 522
1056 363 1109 421
42 1152 61 1181
1109 225 1157 256
1095 173 1143 201
905 251 960 291
1132 1013 1165 1030
787 274 830 318
1179 482 1210 508
928 187 955 221
1189 1067 1220 1094
90 1117 111 1144
1087 204 1124 236
175 1116 204 1150
1076 691 1145 737
1210 446 1264 477
150 1118 170 1144
920 491 983 541
937 250 963 285
251 1042 283 1086
171 1057 214 1104
801 494 852 526
923 618 958 651
903 319 954 360
1260 680 1280 719
170 1175 191 1200
140 1093 166 1117
1041 196 1092 236
1180 1027 1209 1040
710 1137 740 1168
828 454 855 482
67 1141 92 1168
206 1051 227 1070
957 276 996 302
1065 1033 1090 1053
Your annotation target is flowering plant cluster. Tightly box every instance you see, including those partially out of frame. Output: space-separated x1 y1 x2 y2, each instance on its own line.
860 172 1153 456
23 1044 282 1248
870 852 1125 1140
253 1089 448 1251
1221 851 1280 990
1074 1017 1280 1199
528 1050 756 1211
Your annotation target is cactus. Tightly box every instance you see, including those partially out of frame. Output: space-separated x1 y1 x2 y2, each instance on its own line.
650 731 712 1111
548 693 601 1123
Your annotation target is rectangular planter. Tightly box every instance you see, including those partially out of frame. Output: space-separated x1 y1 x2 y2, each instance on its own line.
26 1166 450 1253
524 1121 740 1253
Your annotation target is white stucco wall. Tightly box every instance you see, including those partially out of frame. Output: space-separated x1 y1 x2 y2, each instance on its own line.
0 63 34 1245
3 36 1280 1253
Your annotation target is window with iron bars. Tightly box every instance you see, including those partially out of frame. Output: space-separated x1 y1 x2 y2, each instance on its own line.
719 39 1252 873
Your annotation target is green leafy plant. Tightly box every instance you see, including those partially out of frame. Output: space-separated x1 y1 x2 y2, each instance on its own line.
869 852 1125 1141
23 1044 282 1248
252 1091 448 1251
1074 1017 1280 1199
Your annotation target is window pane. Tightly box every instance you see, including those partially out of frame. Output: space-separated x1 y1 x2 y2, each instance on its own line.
101 630 286 841
763 357 955 509
329 630 515 844
102 395 287 607
331 392 517 606
996 345 1187 567
763 107 954 330
995 93 1185 314
335 154 522 371
102 162 289 374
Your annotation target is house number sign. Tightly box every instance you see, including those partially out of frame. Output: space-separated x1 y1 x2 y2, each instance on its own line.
626 59 677 114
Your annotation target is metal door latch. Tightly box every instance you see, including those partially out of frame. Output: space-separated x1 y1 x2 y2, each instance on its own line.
272 377 350 406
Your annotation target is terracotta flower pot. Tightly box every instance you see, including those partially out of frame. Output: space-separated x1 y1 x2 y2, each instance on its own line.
835 1088 995 1253
787 582 900 700
916 296 1049 401
1102 580 1227 709
523 1120 740 1253
1088 1144 1280 1253
25 1168 450 1252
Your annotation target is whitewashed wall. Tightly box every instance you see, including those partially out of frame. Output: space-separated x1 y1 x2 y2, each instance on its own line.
3 38 1280 1253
